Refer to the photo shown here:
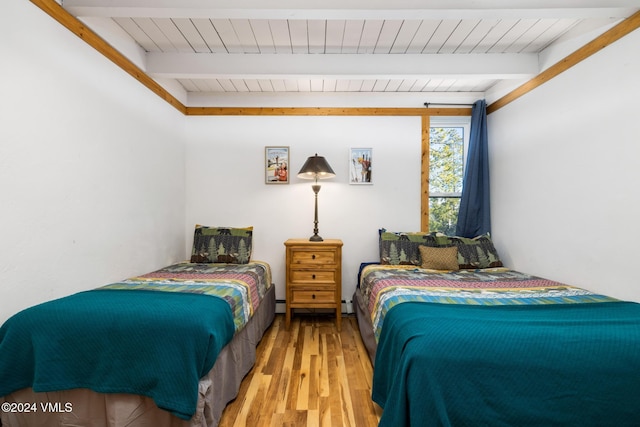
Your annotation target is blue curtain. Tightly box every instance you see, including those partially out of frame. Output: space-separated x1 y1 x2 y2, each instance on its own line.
455 99 491 238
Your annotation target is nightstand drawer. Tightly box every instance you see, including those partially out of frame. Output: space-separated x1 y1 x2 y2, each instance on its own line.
290 270 336 283
290 249 337 265
291 290 336 304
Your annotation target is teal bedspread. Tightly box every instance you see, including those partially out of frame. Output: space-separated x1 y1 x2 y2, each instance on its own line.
0 288 234 420
373 301 640 427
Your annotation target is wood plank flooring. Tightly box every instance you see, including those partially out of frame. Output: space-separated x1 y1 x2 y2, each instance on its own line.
218 314 382 427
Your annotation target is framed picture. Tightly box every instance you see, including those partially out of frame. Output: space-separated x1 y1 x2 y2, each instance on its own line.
349 147 372 184
265 146 290 184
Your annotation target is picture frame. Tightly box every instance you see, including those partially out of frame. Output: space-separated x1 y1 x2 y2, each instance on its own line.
265 146 290 184
349 147 372 184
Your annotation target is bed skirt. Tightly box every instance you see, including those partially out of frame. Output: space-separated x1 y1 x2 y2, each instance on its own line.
0 284 276 427
353 288 377 366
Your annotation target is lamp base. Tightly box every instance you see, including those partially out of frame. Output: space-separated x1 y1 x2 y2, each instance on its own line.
309 234 324 242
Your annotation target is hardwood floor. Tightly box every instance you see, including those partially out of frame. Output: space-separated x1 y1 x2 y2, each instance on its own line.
218 313 382 427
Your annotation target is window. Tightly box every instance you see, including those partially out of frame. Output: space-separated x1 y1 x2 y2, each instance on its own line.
429 118 470 235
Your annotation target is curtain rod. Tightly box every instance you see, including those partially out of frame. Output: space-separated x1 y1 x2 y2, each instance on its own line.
424 102 474 107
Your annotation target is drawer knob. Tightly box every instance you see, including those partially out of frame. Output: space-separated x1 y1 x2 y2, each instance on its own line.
311 254 316 259
312 294 316 299
312 274 316 279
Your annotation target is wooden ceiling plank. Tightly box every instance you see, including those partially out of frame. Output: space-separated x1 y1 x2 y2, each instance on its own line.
172 18 210 53
268 20 293 54
340 20 362 54
307 20 326 54
230 19 261 53
389 20 422 54
191 18 227 53
249 19 276 54
373 20 403 54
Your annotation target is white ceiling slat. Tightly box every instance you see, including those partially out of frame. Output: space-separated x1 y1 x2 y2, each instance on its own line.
154 18 193 53
383 80 403 92
190 79 213 91
424 20 461 53
487 19 538 53
503 18 556 53
340 20 363 54
134 18 178 52
114 17 160 52
360 79 376 92
524 18 579 52
470 18 519 53
172 18 210 53
335 80 350 92
249 20 276 54
284 79 299 91
390 20 423 54
405 20 440 53
191 18 227 53
323 79 337 92
297 79 312 92
203 79 225 92
268 20 293 54
409 79 429 92
358 20 385 53
422 79 443 91
372 79 390 91
257 79 274 92
177 78 198 91
307 20 326 54
453 18 499 54
230 19 260 53
397 79 417 91
231 80 250 92
211 19 243 53
310 79 324 91
347 80 364 92
288 20 309 54
289 20 309 53
438 19 481 54
271 80 287 91
374 20 404 54
216 79 236 92
435 79 457 91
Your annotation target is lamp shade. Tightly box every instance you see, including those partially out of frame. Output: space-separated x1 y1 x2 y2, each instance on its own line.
297 154 335 180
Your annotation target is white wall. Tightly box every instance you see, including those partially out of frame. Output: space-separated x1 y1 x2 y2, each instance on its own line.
489 28 640 302
0 0 186 322
185 116 422 306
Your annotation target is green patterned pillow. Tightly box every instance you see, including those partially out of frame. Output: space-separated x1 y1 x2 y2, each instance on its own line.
435 233 503 269
190 225 253 264
379 229 438 265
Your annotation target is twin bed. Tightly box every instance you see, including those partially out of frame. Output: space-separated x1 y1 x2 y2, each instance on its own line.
1 226 273 427
4 225 640 426
355 230 640 426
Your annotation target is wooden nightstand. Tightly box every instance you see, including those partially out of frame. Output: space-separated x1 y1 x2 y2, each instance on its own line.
284 238 343 331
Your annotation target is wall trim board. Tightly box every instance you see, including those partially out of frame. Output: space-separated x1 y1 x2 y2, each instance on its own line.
421 115 431 232
29 0 640 117
184 107 471 116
